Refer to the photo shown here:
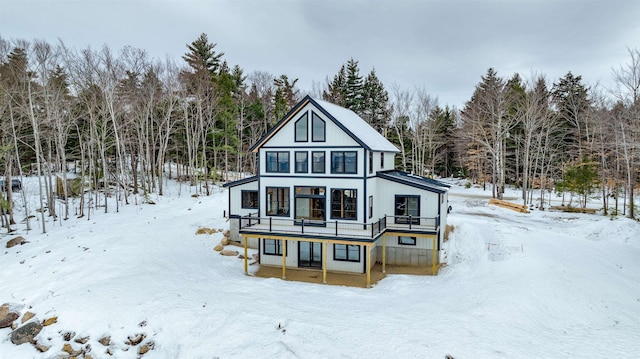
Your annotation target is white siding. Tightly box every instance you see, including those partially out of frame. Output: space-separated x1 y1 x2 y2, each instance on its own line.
228 180 258 216
374 179 441 219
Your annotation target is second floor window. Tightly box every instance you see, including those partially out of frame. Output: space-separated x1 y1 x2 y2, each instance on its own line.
266 151 289 173
312 151 325 173
266 187 290 216
331 151 357 174
295 151 308 173
395 195 420 224
331 189 357 220
241 190 258 209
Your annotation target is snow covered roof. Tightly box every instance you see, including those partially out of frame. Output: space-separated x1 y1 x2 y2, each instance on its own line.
222 176 257 188
250 95 399 153
377 170 450 194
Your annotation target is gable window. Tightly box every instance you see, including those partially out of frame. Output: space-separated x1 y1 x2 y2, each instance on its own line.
295 186 325 222
331 189 357 220
241 190 258 209
331 151 357 174
334 244 360 262
312 112 325 142
266 187 290 216
266 151 289 173
395 195 420 224
295 113 308 142
264 239 286 255
295 151 308 173
369 152 373 174
380 153 384 168
398 236 417 246
312 151 325 173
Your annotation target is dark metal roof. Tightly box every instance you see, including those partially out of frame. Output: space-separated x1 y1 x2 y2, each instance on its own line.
376 170 450 194
222 176 258 188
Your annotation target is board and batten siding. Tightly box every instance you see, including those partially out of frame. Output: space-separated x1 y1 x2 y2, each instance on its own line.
374 179 441 219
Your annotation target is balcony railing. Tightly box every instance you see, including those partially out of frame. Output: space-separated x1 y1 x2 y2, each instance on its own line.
239 213 439 239
240 213 384 239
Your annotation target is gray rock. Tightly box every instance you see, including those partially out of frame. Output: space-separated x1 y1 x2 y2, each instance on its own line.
10 321 43 345
0 303 20 328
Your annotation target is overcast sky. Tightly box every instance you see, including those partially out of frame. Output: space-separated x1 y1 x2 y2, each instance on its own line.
1 0 639 108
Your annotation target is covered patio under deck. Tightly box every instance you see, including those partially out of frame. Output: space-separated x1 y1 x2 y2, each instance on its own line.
240 229 440 288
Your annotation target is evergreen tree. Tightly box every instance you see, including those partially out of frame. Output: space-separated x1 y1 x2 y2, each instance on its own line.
343 58 364 112
551 72 591 162
323 64 346 106
272 74 298 122
361 68 391 133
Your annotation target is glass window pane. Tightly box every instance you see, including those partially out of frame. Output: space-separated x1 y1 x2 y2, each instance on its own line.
312 112 325 141
312 152 325 173
295 113 308 142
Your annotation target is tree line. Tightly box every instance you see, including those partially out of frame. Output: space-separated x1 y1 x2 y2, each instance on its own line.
1 34 638 233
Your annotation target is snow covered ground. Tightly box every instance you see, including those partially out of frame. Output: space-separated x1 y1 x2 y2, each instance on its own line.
1 178 639 358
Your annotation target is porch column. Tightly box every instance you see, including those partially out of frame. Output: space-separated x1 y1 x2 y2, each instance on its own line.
322 241 327 284
382 235 387 273
366 244 371 288
282 238 287 279
243 235 248 275
431 237 436 274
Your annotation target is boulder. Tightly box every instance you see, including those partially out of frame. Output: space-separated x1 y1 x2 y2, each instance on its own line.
6 236 26 248
98 335 111 346
221 237 230 246
125 333 146 346
138 341 155 355
34 341 51 352
213 244 224 252
21 311 36 323
74 336 90 344
10 321 43 345
0 303 20 328
42 316 57 326
220 250 239 256
62 342 83 356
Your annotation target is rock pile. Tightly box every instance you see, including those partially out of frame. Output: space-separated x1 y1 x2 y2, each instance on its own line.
0 303 156 358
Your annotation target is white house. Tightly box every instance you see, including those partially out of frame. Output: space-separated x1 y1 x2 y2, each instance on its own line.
224 96 449 286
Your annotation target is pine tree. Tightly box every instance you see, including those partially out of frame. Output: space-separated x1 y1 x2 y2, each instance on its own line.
323 64 347 106
361 68 391 133
551 72 591 162
344 58 363 112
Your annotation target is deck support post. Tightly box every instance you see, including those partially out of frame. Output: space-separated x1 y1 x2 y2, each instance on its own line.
382 236 387 273
431 236 436 275
366 245 371 288
282 239 287 279
322 241 327 284
243 236 248 275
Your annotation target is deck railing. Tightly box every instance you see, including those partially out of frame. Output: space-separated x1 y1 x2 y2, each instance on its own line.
384 215 440 232
239 213 439 238
239 214 386 239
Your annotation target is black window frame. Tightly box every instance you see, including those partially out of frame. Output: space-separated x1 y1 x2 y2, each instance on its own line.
266 151 290 173
394 195 420 224
295 151 308 173
312 151 325 174
294 186 326 223
330 188 357 220
295 113 308 142
380 152 384 168
241 190 258 209
264 239 286 256
398 236 417 246
369 151 373 174
334 244 360 262
266 187 290 216
311 112 325 142
331 151 357 174
369 195 373 219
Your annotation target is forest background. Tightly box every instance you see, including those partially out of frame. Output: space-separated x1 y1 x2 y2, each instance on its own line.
1 34 638 233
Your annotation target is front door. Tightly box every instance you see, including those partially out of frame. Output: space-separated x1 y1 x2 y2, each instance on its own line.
299 241 322 268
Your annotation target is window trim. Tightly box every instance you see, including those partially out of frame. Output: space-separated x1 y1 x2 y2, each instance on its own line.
369 151 373 174
266 186 290 217
398 236 417 246
295 113 308 142
394 195 420 224
330 188 357 221
295 151 308 173
264 239 286 256
334 244 360 262
241 190 258 209
312 151 325 174
294 186 326 223
369 195 373 219
311 111 326 142
330 151 358 174
265 151 290 173
380 152 384 168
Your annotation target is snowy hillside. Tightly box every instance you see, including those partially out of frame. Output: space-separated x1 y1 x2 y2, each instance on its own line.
1 179 639 358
